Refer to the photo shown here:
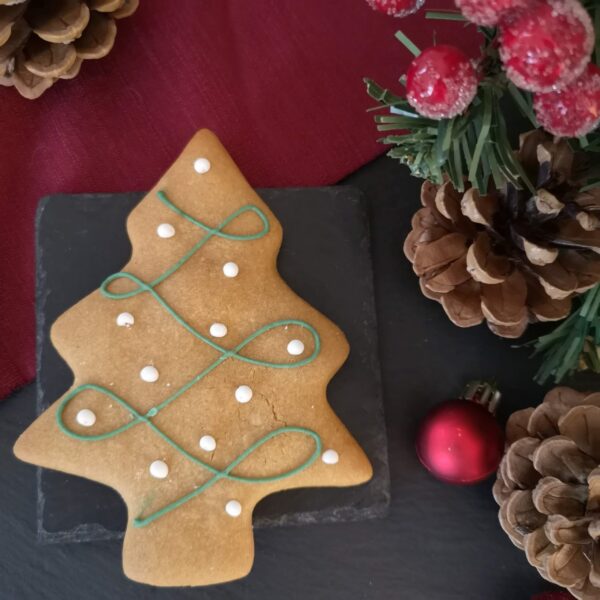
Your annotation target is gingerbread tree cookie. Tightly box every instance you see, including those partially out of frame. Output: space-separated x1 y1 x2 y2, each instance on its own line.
14 130 372 587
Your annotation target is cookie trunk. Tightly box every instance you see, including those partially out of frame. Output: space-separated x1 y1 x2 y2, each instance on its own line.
122 496 255 587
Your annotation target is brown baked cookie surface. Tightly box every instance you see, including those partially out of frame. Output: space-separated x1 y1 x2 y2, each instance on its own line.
13 129 372 587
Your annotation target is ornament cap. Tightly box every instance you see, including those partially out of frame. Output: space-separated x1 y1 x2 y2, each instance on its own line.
462 380 501 415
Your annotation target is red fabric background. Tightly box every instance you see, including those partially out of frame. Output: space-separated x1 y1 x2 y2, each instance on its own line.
0 0 478 398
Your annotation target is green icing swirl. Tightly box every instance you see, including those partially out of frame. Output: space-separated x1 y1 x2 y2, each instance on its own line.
56 190 322 527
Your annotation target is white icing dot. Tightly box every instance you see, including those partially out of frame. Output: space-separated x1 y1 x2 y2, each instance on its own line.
235 385 253 403
225 499 242 517
210 323 227 338
199 435 217 452
287 339 305 356
149 460 169 479
193 157 211 174
140 365 159 383
116 312 135 327
222 262 239 278
157 223 175 238
76 409 96 427
322 449 339 465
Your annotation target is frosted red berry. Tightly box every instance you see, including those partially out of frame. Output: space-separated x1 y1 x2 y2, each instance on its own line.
366 0 425 17
405 45 478 120
498 0 594 93
533 64 600 137
454 0 534 27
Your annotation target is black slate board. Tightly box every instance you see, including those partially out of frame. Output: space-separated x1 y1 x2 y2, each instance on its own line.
34 187 389 543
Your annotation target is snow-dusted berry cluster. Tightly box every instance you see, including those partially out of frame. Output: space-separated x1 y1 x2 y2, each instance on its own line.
369 0 599 137
457 0 600 137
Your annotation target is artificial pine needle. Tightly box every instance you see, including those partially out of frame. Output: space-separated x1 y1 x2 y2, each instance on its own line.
394 31 421 57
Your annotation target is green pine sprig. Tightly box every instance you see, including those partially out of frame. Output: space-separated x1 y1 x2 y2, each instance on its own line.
527 285 600 384
523 0 600 384
366 6 600 386
364 27 537 193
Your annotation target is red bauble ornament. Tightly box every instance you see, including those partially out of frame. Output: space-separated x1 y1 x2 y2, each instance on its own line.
405 45 478 120
366 0 425 17
416 383 504 484
498 0 594 93
533 64 600 137
454 0 533 27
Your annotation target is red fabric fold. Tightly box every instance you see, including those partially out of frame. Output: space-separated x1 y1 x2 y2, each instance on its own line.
0 0 478 398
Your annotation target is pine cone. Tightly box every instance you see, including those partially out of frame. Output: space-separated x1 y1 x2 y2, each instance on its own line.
0 0 138 99
404 130 600 338
494 387 600 600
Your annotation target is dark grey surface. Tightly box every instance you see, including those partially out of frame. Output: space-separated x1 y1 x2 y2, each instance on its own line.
0 154 588 599
34 187 389 543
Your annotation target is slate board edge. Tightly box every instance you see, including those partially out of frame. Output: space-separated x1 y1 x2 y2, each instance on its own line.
34 189 391 544
344 188 391 516
35 195 58 545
